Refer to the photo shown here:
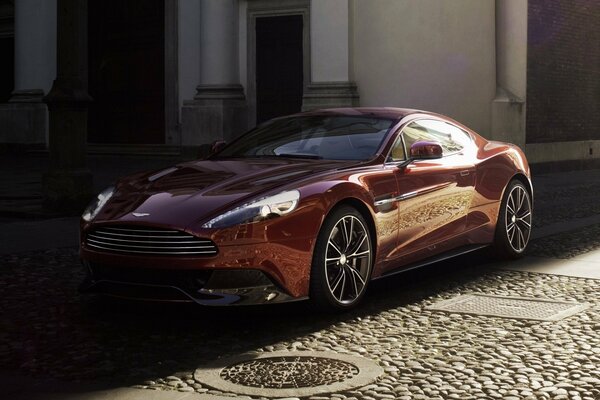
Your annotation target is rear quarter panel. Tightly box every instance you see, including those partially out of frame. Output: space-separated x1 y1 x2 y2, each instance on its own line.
465 140 531 243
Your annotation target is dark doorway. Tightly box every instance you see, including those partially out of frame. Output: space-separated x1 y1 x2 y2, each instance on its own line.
0 36 14 103
0 0 14 103
256 15 303 124
88 0 165 144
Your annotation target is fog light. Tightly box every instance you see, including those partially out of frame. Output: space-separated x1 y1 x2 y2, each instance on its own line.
266 292 277 301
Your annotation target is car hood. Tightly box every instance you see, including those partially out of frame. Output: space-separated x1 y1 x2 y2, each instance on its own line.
94 158 352 229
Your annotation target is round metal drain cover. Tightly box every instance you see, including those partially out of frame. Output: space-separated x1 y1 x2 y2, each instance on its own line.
194 351 383 397
222 355 358 388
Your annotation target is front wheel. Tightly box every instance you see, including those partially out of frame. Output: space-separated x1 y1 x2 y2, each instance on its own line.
310 206 374 312
493 180 533 259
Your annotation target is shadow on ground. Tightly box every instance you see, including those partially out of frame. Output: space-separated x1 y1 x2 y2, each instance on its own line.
0 248 494 393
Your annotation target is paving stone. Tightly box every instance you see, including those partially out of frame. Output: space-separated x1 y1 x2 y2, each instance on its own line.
2 194 600 400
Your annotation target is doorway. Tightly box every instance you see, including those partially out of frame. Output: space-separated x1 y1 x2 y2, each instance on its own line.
88 0 165 144
0 0 14 103
0 36 13 103
255 15 303 124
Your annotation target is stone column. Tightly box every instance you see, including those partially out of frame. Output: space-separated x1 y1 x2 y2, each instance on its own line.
181 0 246 152
0 0 56 145
491 0 527 148
13 0 56 99
42 0 93 212
302 0 359 111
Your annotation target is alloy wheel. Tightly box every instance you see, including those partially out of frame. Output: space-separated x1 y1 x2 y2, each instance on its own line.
324 215 372 305
505 185 532 252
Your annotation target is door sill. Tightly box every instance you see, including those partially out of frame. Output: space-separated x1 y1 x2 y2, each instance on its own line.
375 244 489 280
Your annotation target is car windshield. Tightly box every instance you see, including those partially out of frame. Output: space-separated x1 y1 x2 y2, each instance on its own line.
214 115 395 161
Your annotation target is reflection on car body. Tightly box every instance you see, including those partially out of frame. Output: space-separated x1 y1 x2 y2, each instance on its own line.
80 108 533 311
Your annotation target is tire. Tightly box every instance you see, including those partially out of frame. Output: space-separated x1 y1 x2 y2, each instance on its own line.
492 179 533 259
309 206 374 312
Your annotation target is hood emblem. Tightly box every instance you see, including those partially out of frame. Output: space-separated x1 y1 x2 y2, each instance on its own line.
132 212 150 217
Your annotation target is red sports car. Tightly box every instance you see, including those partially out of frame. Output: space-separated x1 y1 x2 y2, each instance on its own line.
80 108 532 311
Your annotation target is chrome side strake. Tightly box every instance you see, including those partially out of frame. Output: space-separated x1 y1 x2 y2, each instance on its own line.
374 191 417 206
374 181 452 207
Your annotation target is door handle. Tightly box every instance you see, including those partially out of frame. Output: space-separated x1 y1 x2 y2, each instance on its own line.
460 170 470 177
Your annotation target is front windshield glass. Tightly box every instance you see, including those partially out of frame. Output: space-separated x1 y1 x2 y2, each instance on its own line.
215 115 395 161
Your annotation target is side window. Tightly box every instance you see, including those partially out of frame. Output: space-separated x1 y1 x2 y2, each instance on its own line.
444 123 473 150
403 119 470 156
388 134 406 162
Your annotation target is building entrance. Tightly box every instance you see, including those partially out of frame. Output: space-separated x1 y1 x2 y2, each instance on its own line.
255 15 303 124
88 0 165 144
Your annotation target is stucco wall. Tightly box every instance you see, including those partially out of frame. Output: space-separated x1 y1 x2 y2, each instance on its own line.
353 0 496 136
496 0 527 100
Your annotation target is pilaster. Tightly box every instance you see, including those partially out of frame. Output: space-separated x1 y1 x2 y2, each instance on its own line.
0 0 56 146
43 0 93 213
303 0 359 111
302 82 359 111
181 0 247 149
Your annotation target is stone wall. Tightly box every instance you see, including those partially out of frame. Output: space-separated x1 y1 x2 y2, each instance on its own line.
526 0 600 143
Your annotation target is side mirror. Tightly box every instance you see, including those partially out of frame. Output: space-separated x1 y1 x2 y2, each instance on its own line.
409 141 443 159
397 141 443 169
211 140 227 154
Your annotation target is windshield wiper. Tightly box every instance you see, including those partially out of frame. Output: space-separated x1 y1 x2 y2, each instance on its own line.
230 153 323 160
276 153 323 160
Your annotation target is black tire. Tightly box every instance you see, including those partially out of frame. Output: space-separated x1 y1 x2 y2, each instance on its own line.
492 179 533 259
309 206 374 312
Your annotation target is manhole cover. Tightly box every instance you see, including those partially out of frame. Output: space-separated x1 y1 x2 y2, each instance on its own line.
194 351 383 397
221 356 358 388
427 294 589 321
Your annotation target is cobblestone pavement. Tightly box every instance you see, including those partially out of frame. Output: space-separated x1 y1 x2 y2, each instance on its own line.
528 224 600 259
1 227 600 400
1 169 600 400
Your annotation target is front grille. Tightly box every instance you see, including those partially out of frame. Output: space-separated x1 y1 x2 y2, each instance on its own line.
85 225 218 256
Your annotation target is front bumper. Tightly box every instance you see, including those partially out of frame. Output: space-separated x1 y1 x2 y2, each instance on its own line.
80 261 305 306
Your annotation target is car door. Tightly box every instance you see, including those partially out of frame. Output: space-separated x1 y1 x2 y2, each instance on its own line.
385 119 476 270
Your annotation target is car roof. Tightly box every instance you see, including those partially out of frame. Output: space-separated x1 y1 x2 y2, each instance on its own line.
295 107 428 121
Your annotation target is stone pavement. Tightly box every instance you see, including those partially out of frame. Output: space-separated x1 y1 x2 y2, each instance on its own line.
1 164 599 400
4 379 230 400
501 248 600 280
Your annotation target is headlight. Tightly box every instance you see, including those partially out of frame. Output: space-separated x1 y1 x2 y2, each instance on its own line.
202 190 300 229
82 186 115 222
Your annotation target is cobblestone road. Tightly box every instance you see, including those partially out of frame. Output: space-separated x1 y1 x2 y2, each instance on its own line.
1 170 600 400
1 229 599 400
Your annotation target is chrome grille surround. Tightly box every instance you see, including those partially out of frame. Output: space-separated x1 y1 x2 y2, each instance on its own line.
85 225 218 256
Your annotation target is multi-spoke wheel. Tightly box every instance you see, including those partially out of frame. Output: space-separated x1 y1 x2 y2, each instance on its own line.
493 180 533 258
310 206 373 311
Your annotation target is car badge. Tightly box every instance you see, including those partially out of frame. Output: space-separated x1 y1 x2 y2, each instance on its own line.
132 212 150 217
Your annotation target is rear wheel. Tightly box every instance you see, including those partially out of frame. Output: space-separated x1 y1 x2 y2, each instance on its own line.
310 206 373 311
493 180 532 259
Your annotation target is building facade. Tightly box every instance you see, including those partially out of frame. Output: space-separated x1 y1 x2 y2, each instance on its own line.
0 0 598 165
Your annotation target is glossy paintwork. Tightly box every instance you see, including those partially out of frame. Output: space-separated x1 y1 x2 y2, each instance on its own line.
80 108 532 301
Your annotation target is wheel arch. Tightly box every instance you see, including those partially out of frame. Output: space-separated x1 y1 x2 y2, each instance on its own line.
508 172 534 208
328 197 378 262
